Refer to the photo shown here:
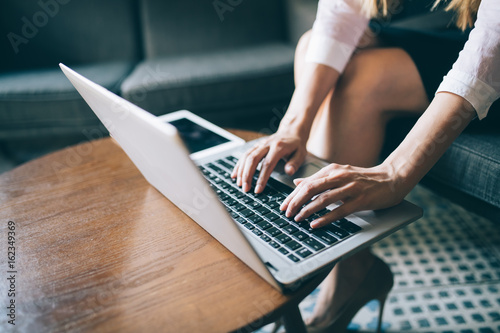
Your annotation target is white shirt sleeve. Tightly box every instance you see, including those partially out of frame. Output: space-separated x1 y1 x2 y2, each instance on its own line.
305 0 369 73
436 0 500 119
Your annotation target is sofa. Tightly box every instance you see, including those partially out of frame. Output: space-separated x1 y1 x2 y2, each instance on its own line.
0 0 498 218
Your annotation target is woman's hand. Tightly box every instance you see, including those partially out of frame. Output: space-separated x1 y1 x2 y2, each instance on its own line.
280 162 408 228
231 129 308 193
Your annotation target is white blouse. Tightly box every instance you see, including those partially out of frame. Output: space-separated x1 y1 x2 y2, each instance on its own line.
305 0 500 119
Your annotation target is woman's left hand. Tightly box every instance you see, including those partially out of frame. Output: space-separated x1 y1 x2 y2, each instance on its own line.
280 162 409 228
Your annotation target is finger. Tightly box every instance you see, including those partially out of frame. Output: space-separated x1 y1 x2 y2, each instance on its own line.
310 200 358 228
293 178 304 186
285 178 337 218
231 157 242 179
294 187 345 221
254 147 283 194
280 166 334 211
284 148 306 175
236 145 260 186
241 146 269 192
231 157 242 178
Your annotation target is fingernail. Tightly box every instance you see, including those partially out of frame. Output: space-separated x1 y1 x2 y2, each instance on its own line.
310 221 319 228
243 182 249 192
294 214 302 221
237 178 242 186
255 184 262 193
286 165 295 174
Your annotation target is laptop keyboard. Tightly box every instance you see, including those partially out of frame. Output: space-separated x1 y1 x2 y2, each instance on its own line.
199 156 363 263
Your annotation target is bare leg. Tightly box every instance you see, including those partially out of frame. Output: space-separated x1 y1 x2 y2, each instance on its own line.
292 31 429 326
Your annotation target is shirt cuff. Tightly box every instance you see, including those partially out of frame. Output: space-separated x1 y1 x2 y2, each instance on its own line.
436 69 500 120
305 33 355 73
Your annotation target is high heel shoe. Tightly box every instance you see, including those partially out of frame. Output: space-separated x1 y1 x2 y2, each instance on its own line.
307 256 393 333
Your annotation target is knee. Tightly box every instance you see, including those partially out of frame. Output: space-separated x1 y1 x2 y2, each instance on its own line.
294 30 312 82
295 30 312 60
336 48 407 109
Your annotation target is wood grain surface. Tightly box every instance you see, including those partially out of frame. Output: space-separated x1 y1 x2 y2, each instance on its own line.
0 130 324 333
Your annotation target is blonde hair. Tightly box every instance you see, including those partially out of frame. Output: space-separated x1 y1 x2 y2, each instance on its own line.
361 0 481 31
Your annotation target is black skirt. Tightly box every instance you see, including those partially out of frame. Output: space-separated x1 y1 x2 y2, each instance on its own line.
374 25 470 101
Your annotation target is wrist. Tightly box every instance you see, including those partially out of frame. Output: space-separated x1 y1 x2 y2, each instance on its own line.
380 155 417 196
278 112 312 141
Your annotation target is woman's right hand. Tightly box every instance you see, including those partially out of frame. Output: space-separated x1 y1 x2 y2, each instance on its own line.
231 129 308 194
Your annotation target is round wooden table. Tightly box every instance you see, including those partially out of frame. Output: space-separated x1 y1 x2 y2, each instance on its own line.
0 130 327 333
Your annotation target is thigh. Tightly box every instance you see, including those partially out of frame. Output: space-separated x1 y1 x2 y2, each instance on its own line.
337 47 430 118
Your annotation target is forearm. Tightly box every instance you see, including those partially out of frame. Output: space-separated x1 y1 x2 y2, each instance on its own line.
279 63 340 139
384 92 477 194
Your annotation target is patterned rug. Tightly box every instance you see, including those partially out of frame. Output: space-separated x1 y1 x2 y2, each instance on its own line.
255 185 500 333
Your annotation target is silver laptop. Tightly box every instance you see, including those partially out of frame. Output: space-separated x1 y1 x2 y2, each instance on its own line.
60 63 422 292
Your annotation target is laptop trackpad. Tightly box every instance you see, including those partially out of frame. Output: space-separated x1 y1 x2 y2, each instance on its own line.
273 159 323 181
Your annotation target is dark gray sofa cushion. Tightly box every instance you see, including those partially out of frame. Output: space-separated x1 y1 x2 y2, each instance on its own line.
426 120 500 208
384 111 500 210
140 0 288 58
0 0 141 72
121 43 295 116
0 61 134 140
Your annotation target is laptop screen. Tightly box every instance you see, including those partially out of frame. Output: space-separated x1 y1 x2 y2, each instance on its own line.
168 117 230 154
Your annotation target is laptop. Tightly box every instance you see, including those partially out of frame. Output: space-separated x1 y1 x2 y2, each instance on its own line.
60 63 422 292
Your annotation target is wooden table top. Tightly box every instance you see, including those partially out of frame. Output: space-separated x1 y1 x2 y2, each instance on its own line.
0 130 324 333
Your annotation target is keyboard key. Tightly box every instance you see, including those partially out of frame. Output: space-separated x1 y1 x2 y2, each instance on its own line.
256 221 272 230
267 177 294 195
241 197 254 204
266 227 282 237
250 202 262 209
239 209 254 218
311 230 338 245
304 238 325 251
252 229 263 236
226 156 238 163
248 215 263 224
295 221 313 233
292 231 309 241
335 218 362 233
288 254 300 262
274 219 289 228
256 206 271 215
230 212 239 219
208 163 224 174
325 225 350 239
259 196 270 203
296 247 313 258
224 198 237 206
217 159 234 169
267 201 280 209
278 247 289 255
275 234 291 244
269 241 280 249
235 217 246 224
234 192 246 199
285 240 301 251
283 225 298 234
233 203 246 212
265 213 279 222
244 224 254 230
260 234 271 242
